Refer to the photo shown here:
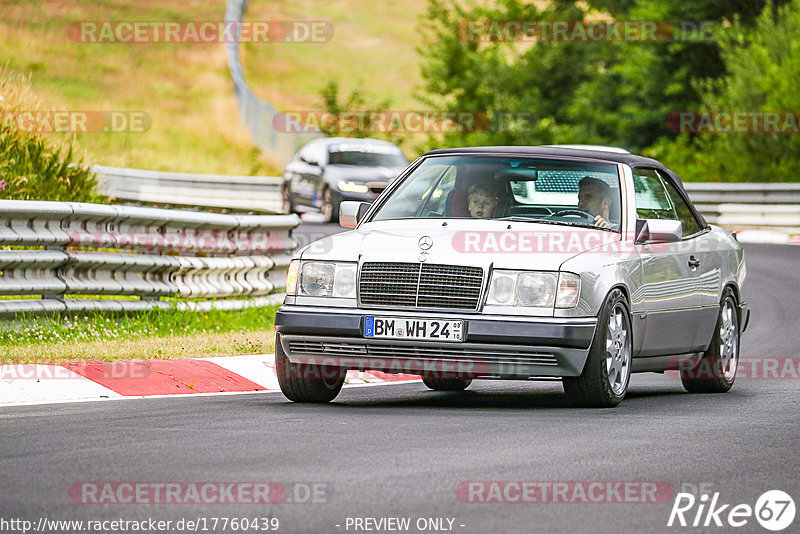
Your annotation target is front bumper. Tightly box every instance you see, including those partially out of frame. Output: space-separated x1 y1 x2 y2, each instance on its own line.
275 306 597 379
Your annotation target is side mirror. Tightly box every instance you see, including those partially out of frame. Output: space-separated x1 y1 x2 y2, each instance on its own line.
339 201 371 228
635 219 682 244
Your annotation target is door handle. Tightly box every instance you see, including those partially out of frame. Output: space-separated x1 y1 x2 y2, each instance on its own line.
688 255 700 268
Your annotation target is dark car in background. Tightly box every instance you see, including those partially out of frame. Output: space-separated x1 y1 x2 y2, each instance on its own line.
281 137 409 222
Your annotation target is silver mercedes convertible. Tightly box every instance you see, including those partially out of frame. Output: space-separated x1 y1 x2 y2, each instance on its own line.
275 145 749 407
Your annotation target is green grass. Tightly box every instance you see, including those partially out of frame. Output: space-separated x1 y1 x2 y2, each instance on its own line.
0 304 279 364
241 1 427 111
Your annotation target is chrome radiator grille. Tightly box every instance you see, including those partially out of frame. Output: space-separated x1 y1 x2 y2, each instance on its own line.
359 262 483 310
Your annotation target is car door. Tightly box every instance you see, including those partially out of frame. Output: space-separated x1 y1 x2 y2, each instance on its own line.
632 168 703 356
657 170 721 350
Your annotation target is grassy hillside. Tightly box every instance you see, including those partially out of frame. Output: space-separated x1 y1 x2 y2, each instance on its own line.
0 0 428 175
241 0 427 111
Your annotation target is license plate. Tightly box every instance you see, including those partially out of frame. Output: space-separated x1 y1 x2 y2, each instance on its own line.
364 317 463 342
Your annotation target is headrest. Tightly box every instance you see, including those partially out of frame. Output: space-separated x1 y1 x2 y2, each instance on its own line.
449 189 470 217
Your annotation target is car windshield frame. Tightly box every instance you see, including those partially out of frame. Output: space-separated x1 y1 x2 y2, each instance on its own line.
366 153 623 232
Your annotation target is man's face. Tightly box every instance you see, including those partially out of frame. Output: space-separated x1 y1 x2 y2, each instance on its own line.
468 191 497 218
578 184 606 217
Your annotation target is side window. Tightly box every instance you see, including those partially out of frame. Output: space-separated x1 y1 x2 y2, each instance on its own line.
658 170 703 237
632 169 676 220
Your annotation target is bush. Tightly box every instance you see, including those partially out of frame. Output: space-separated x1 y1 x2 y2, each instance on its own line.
0 66 102 201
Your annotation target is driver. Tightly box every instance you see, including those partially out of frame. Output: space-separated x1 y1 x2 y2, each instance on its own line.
578 176 615 228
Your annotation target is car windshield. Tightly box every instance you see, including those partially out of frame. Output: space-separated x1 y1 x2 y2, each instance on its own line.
369 155 622 230
328 146 408 167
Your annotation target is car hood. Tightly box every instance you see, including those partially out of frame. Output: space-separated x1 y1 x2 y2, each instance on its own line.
324 165 406 183
298 219 620 271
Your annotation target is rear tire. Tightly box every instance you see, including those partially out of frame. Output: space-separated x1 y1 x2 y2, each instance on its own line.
563 289 632 408
681 288 739 393
422 376 472 391
275 334 345 403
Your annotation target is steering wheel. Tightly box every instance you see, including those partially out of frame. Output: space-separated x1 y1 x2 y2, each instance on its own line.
552 208 596 224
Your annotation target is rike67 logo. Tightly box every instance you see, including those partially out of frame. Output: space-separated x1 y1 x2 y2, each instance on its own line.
668 489 795 531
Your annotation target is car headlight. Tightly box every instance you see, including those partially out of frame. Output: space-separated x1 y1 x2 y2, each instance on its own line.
516 272 557 307
486 270 580 308
337 180 369 194
297 261 357 298
486 271 517 304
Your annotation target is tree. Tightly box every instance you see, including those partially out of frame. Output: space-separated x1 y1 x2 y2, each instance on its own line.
653 0 800 181
417 0 786 154
571 0 780 150
418 0 596 148
317 80 407 147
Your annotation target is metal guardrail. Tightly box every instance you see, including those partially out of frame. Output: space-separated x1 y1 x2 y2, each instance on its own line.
683 182 800 204
90 172 800 236
224 0 320 163
0 200 299 318
683 183 800 233
93 165 283 213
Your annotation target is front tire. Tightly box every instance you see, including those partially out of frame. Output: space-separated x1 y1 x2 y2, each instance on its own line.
281 183 294 215
563 289 632 408
321 187 339 224
422 376 472 391
275 334 345 403
681 288 739 393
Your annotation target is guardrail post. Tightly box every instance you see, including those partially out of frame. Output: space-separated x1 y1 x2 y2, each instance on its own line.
42 244 67 302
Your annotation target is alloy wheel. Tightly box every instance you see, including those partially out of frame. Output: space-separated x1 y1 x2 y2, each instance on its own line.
605 305 631 396
718 299 739 381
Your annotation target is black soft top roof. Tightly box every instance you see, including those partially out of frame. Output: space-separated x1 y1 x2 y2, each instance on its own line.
422 145 684 189
424 145 659 167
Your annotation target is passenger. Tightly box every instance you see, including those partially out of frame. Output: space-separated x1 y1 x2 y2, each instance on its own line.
578 176 615 228
467 184 499 218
